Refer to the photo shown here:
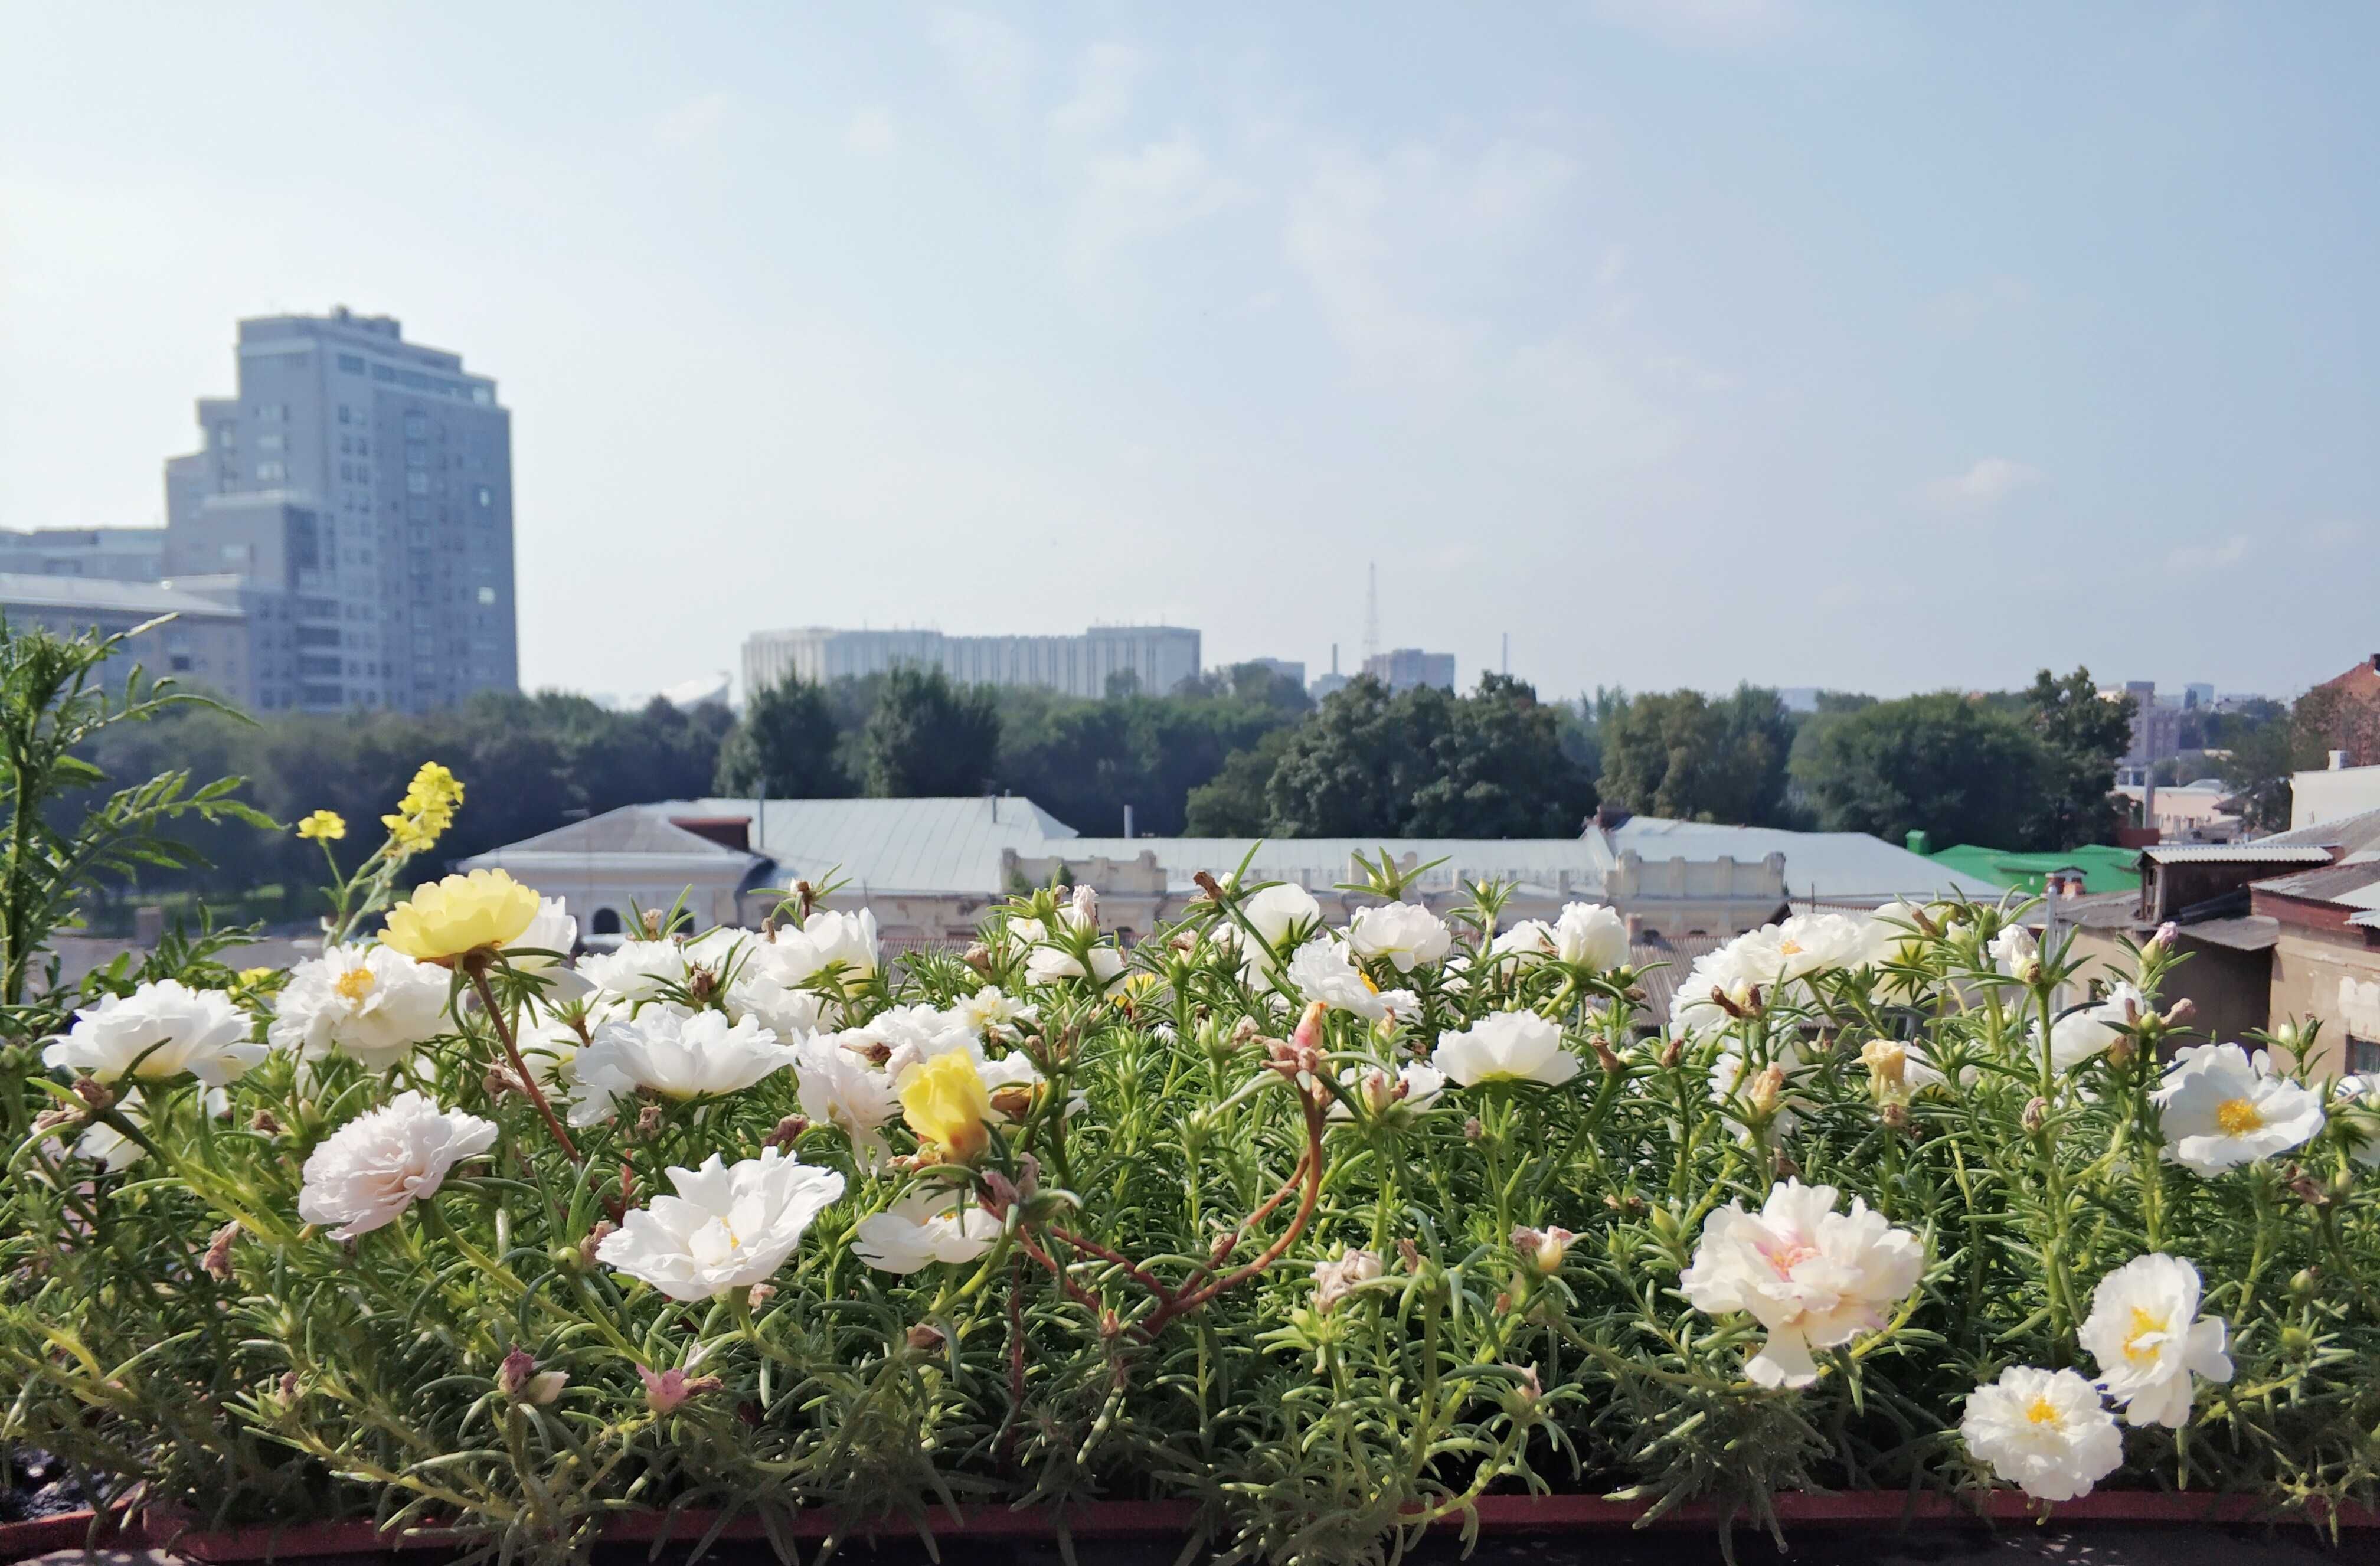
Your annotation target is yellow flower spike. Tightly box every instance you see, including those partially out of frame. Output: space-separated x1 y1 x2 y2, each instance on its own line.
898 1051 993 1163
381 868 541 965
296 810 347 842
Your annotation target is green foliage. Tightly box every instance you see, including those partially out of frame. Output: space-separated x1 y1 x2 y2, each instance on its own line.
1185 727 1299 835
711 676 844 798
2023 667 2133 850
1596 685 1795 826
0 615 270 1006
859 666 1002 797
1259 675 1596 839
1797 692 2045 846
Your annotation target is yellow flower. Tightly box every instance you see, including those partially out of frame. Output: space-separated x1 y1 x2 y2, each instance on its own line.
382 868 541 965
380 763 465 852
898 1051 992 1162
237 967 275 988
296 810 348 842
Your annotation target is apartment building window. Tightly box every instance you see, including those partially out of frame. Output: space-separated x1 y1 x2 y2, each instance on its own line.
2351 1037 2380 1075
256 460 285 481
404 413 429 438
476 485 493 507
407 471 429 493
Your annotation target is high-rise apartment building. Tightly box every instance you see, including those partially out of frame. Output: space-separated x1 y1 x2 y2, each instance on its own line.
162 308 516 712
743 625 1200 701
1362 647 1458 695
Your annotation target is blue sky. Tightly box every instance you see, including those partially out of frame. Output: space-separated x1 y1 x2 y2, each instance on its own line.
4 2 2374 701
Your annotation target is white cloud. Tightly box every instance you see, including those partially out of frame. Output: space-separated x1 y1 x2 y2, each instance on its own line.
2166 535 2251 574
1585 0 1798 48
843 107 898 156
651 91 734 149
1050 42 1144 135
1921 457 2044 510
928 8 1035 118
1065 132 1247 276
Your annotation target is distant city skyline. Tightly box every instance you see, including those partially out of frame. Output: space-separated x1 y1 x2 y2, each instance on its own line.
5 6 2372 701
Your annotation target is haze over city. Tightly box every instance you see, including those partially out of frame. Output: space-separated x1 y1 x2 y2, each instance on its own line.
4 2 2374 699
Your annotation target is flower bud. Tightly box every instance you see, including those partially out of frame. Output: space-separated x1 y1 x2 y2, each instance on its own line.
2022 1096 2048 1133
2280 1324 2316 1359
905 1322 948 1353
963 942 993 975
1499 1364 1544 1420
1398 1238 1423 1273
633 1103 665 1140
2106 1032 2137 1068
1511 1225 1574 1276
1658 1035 1683 1069
746 1283 777 1309
1464 1116 1484 1143
2288 1267 2319 1300
578 1220 614 1270
279 1371 302 1405
764 1114 810 1151
2149 921 2178 952
1745 1064 1786 1117
71 1076 114 1112
202 1221 240 1282
1593 1038 1624 1075
250 1109 283 1136
1879 1101 1910 1133
498 1349 567 1405
1313 1250 1382 1313
638 1364 723 1414
2163 998 2197 1029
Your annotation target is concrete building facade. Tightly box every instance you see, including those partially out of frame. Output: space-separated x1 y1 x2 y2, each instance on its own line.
0 573 260 701
1361 647 1458 694
162 308 516 712
0 528 167 581
742 625 1200 701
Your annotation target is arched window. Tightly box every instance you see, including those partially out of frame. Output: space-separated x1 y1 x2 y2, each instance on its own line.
590 907 624 936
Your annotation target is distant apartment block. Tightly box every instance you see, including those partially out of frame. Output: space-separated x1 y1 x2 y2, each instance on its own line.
743 625 1200 701
1362 646 1458 695
0 528 167 581
0 573 276 699
1247 656 1305 688
161 307 516 712
1309 645 1350 701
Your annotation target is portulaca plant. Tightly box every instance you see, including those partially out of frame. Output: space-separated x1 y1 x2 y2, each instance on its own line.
6 769 2380 1566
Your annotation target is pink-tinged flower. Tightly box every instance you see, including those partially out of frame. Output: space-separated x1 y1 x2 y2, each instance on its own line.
1679 1179 1924 1388
638 1363 725 1415
296 1090 498 1240
1313 1248 1383 1313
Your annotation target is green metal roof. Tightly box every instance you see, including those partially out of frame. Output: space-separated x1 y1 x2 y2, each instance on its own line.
1930 843 2142 895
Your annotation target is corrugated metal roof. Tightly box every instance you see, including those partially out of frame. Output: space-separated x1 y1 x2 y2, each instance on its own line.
2348 909 2380 929
0 571 244 618
1050 833 1617 896
2140 843 2335 865
2254 862 2380 906
2174 914 2281 952
473 809 754 860
728 796 1076 895
2245 806 2380 854
1610 817 2008 904
1628 934 1724 1031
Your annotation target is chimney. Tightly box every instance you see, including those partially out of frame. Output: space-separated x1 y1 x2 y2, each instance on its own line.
2333 750 2350 771
2369 652 2378 674
1123 803 1135 839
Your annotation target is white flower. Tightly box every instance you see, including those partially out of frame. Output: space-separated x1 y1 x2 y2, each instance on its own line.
1678 1179 1924 1388
596 1147 845 1302
1551 901 1629 971
851 1190 1002 1274
1241 883 1322 956
1708 1038 1812 1140
2042 983 2146 1070
2335 1075 2380 1168
1345 903 1452 973
1960 1366 2124 1501
1327 1060 1447 1123
1287 938 1417 1022
568 1009 793 1126
1859 901 1933 969
1990 924 2041 980
576 939 691 1005
1430 1011 1580 1087
516 1003 608 1090
508 896 578 970
793 1031 902 1166
296 1090 498 1240
1731 914 1869 989
269 944 452 1070
724 967 825 1038
1669 944 1760 1036
2078 1253 2232 1428
1312 1248 1382 1312
1024 943 1126 988
772 909 878 993
848 1004 982 1078
44 980 264 1087
954 985 1037 1039
1488 919 1557 962
2152 1043 2324 1176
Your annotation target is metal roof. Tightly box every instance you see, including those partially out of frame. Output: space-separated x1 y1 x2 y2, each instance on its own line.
728 796 1075 895
2254 862 2380 907
1050 832 1618 897
2140 842 2335 865
1609 816 2008 904
2174 914 2282 952
0 571 244 619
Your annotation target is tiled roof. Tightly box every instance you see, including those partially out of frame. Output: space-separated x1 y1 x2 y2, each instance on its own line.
1610 817 2007 904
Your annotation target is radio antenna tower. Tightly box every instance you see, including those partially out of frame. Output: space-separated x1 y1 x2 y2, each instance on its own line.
1363 561 1380 667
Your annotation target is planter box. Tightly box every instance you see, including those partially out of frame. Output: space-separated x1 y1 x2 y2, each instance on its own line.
7 1492 2373 1564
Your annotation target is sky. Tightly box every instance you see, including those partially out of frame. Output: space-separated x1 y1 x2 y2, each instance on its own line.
4 2 2375 704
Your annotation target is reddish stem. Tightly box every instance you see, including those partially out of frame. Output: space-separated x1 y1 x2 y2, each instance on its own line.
1143 1093 1328 1332
1047 1226 1176 1305
464 959 582 1165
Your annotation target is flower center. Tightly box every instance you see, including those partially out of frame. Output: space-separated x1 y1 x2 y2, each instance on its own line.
2216 1097 2264 1135
2123 1306 2169 1365
335 967 377 1002
1779 940 1804 957
1764 1238 1820 1278
2024 1397 2062 1427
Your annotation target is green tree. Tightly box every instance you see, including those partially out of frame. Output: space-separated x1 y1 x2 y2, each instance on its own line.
1405 673 1596 837
860 666 1001 797
1597 685 1794 825
2022 666 2133 849
1262 677 1447 836
1800 692 2046 848
1183 726 1298 835
714 677 845 797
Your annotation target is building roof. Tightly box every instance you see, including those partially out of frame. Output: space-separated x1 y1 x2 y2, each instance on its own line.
476 809 759 862
1044 832 1619 898
0 571 245 619
2139 842 2335 865
1628 934 1724 1031
1607 816 2007 904
1930 843 2141 895
2255 805 2380 855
